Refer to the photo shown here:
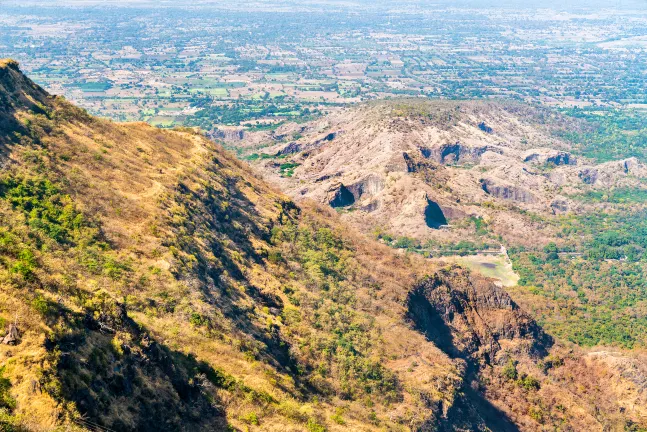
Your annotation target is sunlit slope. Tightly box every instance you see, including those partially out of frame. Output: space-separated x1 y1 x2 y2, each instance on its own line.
0 60 645 432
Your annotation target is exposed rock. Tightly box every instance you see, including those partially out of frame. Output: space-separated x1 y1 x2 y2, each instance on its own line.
578 167 598 185
578 158 646 186
346 174 384 200
550 198 569 214
407 269 551 363
308 131 338 150
209 128 245 141
326 182 355 207
478 122 493 134
403 151 438 174
361 200 380 212
277 141 301 156
422 142 501 165
523 149 576 166
480 178 535 203
315 172 341 183
1 323 19 345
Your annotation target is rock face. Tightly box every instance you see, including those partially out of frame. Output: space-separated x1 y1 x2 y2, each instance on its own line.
325 176 384 208
407 268 551 363
1 323 19 345
326 182 355 207
277 141 302 156
346 174 384 199
523 149 576 166
578 167 598 185
209 129 245 141
422 142 499 165
578 158 646 186
550 198 569 214
480 178 535 203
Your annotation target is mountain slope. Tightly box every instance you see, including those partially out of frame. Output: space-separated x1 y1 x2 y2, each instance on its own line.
0 61 646 432
0 59 462 431
244 99 647 245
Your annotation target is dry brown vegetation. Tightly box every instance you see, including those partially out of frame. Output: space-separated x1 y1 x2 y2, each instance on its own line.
0 61 646 432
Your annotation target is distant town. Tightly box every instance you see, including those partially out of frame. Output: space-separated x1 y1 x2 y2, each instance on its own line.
2 2 647 132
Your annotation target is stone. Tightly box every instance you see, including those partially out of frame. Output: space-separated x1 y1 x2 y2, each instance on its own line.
1 323 19 345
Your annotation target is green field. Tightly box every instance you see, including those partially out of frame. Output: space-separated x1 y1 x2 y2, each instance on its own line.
433 254 519 287
148 116 178 127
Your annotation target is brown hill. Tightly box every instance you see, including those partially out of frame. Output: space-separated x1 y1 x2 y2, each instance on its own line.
0 61 645 432
245 99 647 246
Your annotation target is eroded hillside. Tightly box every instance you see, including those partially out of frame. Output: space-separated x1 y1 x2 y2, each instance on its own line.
242 99 647 245
1 61 646 432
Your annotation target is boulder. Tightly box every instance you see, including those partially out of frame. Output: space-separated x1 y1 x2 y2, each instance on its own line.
1 323 19 345
480 178 535 203
523 149 576 166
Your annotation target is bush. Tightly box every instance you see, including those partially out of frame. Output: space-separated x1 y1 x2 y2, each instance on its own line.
517 374 540 391
502 360 518 381
240 412 259 425
0 367 16 410
306 418 326 432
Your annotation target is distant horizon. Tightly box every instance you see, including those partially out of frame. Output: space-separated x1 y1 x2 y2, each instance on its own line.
2 0 647 11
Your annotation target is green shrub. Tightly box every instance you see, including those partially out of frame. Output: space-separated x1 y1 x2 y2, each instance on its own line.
240 412 259 425
306 418 326 432
0 367 16 410
517 374 540 391
502 360 518 381
31 295 51 317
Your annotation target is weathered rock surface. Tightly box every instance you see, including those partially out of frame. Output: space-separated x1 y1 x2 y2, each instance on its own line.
277 141 301 156
326 182 355 207
523 149 576 166
550 197 570 214
1 323 19 345
480 178 536 203
422 142 502 165
209 128 245 141
407 268 551 363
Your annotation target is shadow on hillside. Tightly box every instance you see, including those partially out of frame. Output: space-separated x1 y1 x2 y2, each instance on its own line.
439 365 520 432
168 163 304 386
0 62 51 150
406 280 520 431
48 305 231 432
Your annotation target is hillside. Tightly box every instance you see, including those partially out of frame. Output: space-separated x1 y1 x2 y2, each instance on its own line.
0 61 646 432
237 99 647 350
242 100 647 245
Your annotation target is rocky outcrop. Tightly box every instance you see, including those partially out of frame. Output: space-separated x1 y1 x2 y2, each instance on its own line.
326 182 355 207
523 149 576 166
550 198 569 214
1 323 19 345
480 178 535 203
579 157 646 186
407 268 551 363
209 129 245 141
277 141 301 156
578 167 598 185
421 143 501 165
325 175 384 209
346 174 384 199
403 152 438 174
